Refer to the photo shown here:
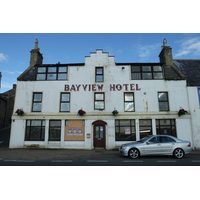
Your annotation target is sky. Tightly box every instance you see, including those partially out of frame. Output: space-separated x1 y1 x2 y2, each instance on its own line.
1 33 200 93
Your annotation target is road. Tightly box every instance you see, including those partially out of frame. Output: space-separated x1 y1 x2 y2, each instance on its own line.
0 153 200 166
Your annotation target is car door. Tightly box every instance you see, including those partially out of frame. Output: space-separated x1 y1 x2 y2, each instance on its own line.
144 136 162 155
160 136 176 155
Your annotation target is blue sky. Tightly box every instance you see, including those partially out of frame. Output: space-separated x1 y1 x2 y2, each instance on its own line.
1 33 200 93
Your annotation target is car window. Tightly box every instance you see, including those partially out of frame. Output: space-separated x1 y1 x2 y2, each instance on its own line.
161 136 176 143
148 136 161 144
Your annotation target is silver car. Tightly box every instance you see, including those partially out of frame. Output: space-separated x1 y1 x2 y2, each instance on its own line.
119 135 192 159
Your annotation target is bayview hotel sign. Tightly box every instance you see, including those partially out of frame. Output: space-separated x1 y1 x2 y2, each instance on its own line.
64 83 141 92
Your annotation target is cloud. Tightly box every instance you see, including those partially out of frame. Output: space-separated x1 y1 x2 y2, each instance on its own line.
175 37 200 57
137 43 161 59
0 53 8 62
2 70 22 75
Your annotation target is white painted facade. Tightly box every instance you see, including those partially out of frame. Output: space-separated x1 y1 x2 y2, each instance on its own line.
187 87 200 150
9 49 193 149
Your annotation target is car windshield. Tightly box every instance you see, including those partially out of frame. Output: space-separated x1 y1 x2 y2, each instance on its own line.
137 135 153 143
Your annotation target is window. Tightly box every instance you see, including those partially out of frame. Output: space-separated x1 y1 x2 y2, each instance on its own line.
60 93 70 112
115 119 136 141
36 66 68 80
32 93 42 112
139 119 152 139
124 92 134 111
95 67 104 82
49 120 61 141
156 119 177 137
158 92 169 111
25 120 45 141
94 92 105 110
131 65 163 80
198 88 200 107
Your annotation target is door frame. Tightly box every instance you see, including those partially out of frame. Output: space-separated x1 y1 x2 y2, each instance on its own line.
92 120 107 149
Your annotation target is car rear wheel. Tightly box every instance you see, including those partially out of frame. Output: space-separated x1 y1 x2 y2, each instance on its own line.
173 148 184 159
128 148 140 159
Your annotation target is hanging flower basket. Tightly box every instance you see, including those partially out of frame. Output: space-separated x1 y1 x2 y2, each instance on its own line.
15 109 24 116
112 109 118 116
78 109 86 116
178 108 188 117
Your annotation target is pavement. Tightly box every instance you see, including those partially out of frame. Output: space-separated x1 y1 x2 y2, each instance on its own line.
0 148 119 161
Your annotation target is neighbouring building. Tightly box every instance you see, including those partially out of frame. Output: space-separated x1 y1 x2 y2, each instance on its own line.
9 39 198 149
0 84 16 129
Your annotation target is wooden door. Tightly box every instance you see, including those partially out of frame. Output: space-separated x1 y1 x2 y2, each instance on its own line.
93 120 106 149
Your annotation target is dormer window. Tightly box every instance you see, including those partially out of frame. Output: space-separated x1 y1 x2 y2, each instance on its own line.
36 66 68 80
131 64 163 80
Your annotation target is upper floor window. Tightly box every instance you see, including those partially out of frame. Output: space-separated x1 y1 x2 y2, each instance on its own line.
124 92 135 112
32 92 42 112
36 66 68 80
158 92 169 111
131 65 163 80
94 92 105 110
60 93 70 112
95 67 104 82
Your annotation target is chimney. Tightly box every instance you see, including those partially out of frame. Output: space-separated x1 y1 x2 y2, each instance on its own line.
159 39 173 66
30 39 43 67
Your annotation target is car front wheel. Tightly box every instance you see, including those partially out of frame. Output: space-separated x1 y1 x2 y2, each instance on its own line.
128 148 140 159
173 148 184 159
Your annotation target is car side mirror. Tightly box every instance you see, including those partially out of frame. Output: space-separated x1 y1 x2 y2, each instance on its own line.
146 142 150 145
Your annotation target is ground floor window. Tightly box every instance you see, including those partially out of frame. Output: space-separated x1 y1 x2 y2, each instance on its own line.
49 120 61 141
115 119 136 141
25 120 45 141
139 119 152 139
156 119 176 137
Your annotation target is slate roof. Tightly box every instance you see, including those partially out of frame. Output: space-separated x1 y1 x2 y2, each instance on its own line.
173 59 200 86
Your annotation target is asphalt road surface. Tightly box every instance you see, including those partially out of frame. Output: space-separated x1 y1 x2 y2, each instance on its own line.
1 153 200 166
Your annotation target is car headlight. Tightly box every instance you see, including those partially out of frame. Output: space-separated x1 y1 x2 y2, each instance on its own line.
121 145 126 150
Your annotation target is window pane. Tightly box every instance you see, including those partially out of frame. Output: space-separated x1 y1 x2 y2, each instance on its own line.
50 120 61 126
95 93 104 100
58 67 67 72
132 66 140 72
96 75 103 82
125 93 133 101
139 119 151 126
38 67 46 73
60 103 70 111
158 93 167 101
31 120 42 126
61 93 70 101
34 93 42 101
142 66 151 71
95 101 104 109
36 74 46 80
120 120 130 126
153 66 162 71
125 102 134 111
142 73 152 79
96 68 103 74
48 67 56 72
154 73 163 79
58 74 67 80
159 119 171 125
132 73 141 80
27 120 31 126
32 103 42 111
159 102 169 111
47 74 56 80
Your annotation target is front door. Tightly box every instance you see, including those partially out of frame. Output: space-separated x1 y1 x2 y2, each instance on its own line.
93 120 106 149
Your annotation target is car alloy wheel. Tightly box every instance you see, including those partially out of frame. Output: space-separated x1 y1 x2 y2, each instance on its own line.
173 148 184 159
128 148 140 159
